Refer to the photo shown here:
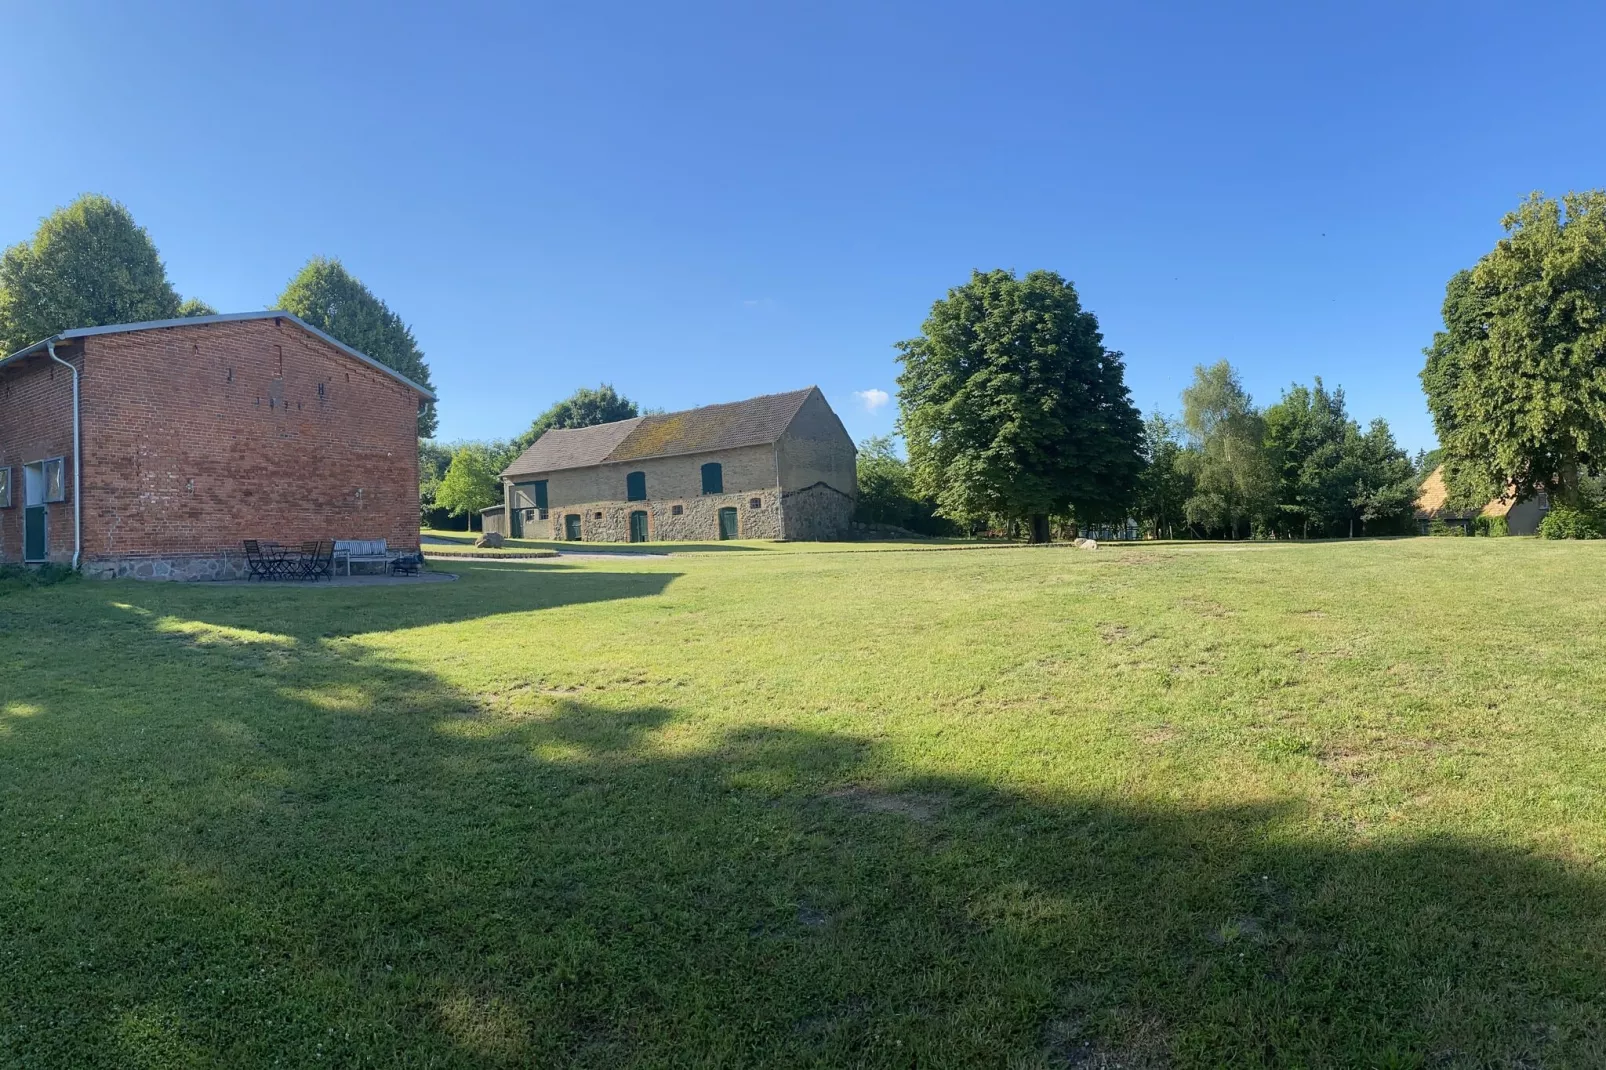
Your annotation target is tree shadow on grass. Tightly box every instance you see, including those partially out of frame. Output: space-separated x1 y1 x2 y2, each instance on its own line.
1 599 1604 1068
95 560 681 640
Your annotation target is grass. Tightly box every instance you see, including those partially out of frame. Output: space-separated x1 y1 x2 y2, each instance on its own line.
3 539 1605 1067
419 526 967 556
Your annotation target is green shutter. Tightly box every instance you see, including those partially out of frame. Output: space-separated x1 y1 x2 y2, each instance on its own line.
626 472 647 501
534 480 548 510
701 462 723 495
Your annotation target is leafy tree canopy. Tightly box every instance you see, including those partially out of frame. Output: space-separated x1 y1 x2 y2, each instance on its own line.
0 194 184 353
1179 361 1276 538
1422 191 1606 508
433 446 500 527
277 257 438 437
896 269 1144 542
1133 412 1193 540
178 297 218 317
853 436 954 535
512 384 639 452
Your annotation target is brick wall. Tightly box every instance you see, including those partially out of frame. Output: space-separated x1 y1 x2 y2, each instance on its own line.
0 352 79 564
69 318 421 566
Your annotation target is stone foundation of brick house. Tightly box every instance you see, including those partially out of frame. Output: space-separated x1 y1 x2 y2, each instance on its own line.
82 552 251 581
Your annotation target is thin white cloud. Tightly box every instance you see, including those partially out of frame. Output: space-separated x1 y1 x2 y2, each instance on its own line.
854 388 890 413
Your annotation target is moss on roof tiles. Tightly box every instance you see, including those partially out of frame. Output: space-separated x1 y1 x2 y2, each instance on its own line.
607 388 815 462
502 388 817 476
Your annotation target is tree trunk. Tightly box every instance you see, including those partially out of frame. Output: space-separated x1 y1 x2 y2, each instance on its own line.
1558 456 1583 507
1029 514 1051 544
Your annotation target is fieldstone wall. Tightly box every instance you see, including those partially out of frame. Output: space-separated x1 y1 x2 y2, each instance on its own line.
83 552 250 581
538 487 783 542
780 481 856 541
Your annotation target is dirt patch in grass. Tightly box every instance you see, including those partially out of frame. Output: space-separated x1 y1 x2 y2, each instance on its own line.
1180 598 1235 619
827 786 945 823
1042 1011 1169 1068
795 904 832 929
1140 725 1178 745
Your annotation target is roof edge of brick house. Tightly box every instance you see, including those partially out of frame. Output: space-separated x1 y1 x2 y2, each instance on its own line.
0 310 436 401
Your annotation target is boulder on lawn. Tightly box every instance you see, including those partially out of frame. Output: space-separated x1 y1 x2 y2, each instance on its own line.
1079 538 1098 550
1072 537 1088 548
475 532 505 549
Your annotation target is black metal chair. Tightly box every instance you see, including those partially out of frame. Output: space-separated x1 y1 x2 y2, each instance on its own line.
293 540 334 581
306 540 335 581
243 540 285 581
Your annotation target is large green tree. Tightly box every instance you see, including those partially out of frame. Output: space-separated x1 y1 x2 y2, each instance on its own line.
1179 361 1276 538
1422 191 1606 508
1133 412 1193 539
1262 379 1350 537
512 384 640 452
0 194 195 352
277 257 438 436
1344 419 1418 536
852 435 952 534
896 269 1144 542
433 447 500 530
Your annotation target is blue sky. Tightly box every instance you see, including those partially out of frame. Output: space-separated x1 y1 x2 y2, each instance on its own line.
5 1 1605 452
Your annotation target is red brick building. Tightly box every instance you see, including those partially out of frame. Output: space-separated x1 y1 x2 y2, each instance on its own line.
0 312 432 579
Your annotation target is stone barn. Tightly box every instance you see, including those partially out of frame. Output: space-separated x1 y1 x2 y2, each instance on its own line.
500 387 856 542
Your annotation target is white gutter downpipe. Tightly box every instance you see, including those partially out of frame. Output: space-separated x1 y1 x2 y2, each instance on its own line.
45 340 82 571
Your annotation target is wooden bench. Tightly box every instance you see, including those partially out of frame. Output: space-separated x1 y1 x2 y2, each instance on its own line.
333 538 390 576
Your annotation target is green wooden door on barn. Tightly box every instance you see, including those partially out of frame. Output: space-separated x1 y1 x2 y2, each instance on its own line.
629 511 649 543
718 507 738 540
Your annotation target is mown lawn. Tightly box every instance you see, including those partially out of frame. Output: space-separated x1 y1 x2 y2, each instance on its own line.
2 540 1604 1068
419 526 956 556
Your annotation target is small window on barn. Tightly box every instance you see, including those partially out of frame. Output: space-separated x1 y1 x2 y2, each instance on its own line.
42 458 66 503
0 467 10 508
626 471 647 501
749 497 762 509
700 462 723 495
594 511 603 519
671 504 684 516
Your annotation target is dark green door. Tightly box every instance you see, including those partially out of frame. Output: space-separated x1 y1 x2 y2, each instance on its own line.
629 511 648 543
718 507 738 540
23 461 46 562
565 514 582 541
509 506 523 538
24 505 46 562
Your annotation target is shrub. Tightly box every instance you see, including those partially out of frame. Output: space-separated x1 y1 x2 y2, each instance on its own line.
1538 504 1605 540
1473 515 1509 537
1427 519 1466 537
0 563 79 587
